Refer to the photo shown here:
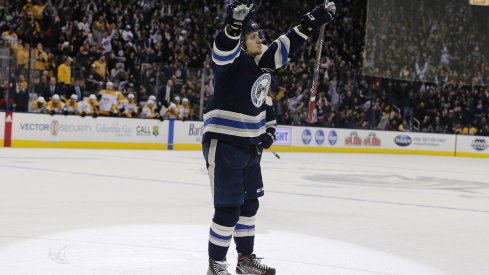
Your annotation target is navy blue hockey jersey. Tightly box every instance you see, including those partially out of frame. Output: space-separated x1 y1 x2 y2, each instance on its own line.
203 26 308 145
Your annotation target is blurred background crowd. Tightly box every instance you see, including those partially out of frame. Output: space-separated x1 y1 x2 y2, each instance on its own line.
0 0 487 136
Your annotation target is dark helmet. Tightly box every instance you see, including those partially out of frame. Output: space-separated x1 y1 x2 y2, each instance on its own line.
241 18 264 41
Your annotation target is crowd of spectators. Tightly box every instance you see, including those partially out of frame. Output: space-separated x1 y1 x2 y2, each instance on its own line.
0 0 487 136
363 0 489 86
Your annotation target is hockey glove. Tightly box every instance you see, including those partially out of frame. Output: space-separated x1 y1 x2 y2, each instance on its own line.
224 1 254 31
301 2 336 31
258 130 276 150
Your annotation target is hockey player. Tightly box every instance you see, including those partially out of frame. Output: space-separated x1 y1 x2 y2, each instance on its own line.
120 93 139 118
78 94 99 117
63 94 80 115
203 1 335 274
140 99 163 120
98 82 118 116
31 96 47 113
179 97 192 121
163 102 181 120
46 94 64 115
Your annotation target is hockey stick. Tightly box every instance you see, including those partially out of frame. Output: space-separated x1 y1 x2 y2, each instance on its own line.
307 0 329 123
269 149 280 159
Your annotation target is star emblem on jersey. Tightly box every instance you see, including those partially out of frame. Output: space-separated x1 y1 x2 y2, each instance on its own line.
250 73 271 108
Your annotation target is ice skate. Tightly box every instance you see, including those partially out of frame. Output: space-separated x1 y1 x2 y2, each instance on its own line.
236 254 276 275
207 258 232 275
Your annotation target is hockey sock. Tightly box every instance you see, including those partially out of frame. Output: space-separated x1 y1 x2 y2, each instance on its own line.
209 206 240 261
234 199 259 255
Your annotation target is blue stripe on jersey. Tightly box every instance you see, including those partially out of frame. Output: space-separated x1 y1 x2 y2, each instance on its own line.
280 40 288 66
204 117 266 130
210 228 233 241
235 223 255 230
212 46 241 62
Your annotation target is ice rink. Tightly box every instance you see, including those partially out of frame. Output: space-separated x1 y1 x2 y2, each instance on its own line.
0 148 488 275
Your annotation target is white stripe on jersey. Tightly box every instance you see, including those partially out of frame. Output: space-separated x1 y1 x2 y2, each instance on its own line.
204 109 266 123
266 120 277 127
208 139 218 201
293 26 309 40
272 35 291 69
279 35 291 55
204 125 265 138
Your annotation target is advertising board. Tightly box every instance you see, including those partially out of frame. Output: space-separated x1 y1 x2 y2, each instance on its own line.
456 135 489 158
10 113 168 149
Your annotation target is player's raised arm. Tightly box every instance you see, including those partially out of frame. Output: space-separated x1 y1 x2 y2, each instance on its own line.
211 1 254 68
256 1 336 70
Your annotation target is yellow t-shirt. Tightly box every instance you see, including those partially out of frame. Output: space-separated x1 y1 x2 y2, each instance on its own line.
94 61 106 79
92 20 108 31
1 31 17 45
15 46 29 66
32 5 45 20
34 49 48 70
57 63 71 84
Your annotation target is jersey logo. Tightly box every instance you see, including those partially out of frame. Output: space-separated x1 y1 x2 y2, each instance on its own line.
250 73 271 108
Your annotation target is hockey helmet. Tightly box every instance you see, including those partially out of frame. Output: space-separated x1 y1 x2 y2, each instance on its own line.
52 94 60 101
149 95 156 101
241 17 263 41
128 93 135 99
147 99 155 105
71 94 78 100
37 96 45 103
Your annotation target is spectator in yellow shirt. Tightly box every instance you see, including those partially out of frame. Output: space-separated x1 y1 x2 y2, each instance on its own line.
57 56 72 86
33 43 48 71
31 1 45 21
92 15 109 32
462 125 478 135
93 55 107 80
1 26 17 46
14 40 29 74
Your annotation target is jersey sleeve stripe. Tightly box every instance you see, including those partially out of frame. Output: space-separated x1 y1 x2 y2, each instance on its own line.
266 120 277 127
224 26 240 40
273 40 283 68
212 41 241 65
280 40 288 67
293 26 309 40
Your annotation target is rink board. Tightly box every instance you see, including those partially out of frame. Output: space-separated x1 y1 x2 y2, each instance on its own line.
172 122 460 157
9 113 168 150
0 112 4 147
3 113 489 158
456 135 489 158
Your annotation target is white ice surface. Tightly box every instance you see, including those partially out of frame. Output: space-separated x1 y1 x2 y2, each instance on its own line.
0 149 488 275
